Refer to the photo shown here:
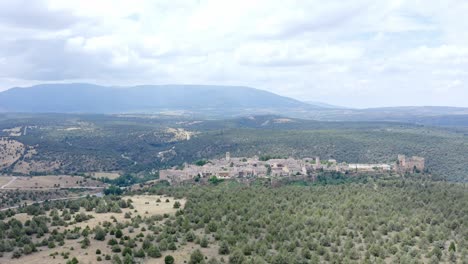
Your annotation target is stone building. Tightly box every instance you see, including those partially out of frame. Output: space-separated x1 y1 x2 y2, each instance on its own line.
397 155 425 172
158 153 425 184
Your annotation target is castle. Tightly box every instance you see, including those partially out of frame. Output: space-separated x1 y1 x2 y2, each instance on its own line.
397 155 425 173
159 153 425 184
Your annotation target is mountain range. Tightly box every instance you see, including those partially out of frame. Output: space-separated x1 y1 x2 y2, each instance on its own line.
0 83 314 113
1 83 468 126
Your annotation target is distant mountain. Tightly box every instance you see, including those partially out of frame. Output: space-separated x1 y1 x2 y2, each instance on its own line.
362 106 468 115
294 106 468 127
304 101 348 109
0 83 316 114
2 83 468 127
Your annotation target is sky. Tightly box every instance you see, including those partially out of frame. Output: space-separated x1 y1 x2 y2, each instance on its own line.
0 0 467 108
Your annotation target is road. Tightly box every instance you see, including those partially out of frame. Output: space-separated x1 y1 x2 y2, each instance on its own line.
0 176 17 189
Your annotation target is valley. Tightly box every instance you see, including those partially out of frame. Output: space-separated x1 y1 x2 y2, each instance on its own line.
0 113 467 264
1 113 466 182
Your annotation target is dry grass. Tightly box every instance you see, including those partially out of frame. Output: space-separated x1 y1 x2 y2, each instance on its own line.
12 159 61 174
2 195 190 264
0 176 14 187
3 175 104 190
89 172 121 180
0 138 25 169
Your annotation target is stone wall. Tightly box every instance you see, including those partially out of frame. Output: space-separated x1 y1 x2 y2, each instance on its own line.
398 155 425 172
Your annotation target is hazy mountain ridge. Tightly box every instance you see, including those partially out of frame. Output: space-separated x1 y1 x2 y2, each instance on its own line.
0 83 316 113
2 83 468 127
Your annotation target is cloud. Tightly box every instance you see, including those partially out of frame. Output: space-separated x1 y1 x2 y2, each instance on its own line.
0 0 467 107
405 45 468 64
0 0 80 30
235 42 362 66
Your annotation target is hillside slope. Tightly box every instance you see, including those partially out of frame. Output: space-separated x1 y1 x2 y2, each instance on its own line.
0 83 313 113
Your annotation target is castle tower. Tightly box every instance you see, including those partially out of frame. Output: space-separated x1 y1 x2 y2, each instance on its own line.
397 155 406 167
315 156 320 167
226 152 231 161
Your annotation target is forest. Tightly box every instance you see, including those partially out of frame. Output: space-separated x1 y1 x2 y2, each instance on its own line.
0 178 466 263
1 114 467 182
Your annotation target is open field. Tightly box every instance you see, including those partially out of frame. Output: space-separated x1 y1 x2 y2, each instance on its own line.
0 175 105 190
0 138 25 169
2 126 22 137
12 159 62 174
88 171 121 180
1 235 213 264
0 175 14 187
2 195 187 264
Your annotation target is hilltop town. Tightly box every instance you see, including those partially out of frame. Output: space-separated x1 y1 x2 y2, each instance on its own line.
160 153 425 184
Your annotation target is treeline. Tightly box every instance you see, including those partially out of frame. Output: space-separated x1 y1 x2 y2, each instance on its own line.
146 180 468 263
0 195 133 259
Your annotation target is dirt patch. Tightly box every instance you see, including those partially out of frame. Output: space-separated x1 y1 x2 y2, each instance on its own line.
58 127 82 131
273 118 294 123
146 243 220 264
0 175 14 187
165 127 196 141
2 127 22 136
13 160 61 174
2 195 187 264
89 172 121 180
0 137 25 169
3 175 104 190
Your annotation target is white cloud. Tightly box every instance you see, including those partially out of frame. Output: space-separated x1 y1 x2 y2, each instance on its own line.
235 42 362 66
0 0 468 107
405 45 468 64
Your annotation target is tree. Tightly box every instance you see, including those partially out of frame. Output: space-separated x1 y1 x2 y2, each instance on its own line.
207 222 217 232
123 254 135 264
449 241 456 252
66 257 79 264
168 242 177 250
134 248 145 258
115 229 123 238
147 245 161 258
12 250 22 259
219 241 230 255
173 201 181 209
94 226 106 241
165 255 175 264
228 250 246 264
272 254 288 264
186 231 196 242
195 160 209 166
122 246 132 257
189 249 205 264
112 255 122 264
95 200 108 213
431 247 442 260
81 237 90 249
200 236 209 248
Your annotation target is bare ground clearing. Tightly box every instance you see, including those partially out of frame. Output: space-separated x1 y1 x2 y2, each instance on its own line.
88 171 121 180
0 138 25 169
2 195 190 264
1 175 104 189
